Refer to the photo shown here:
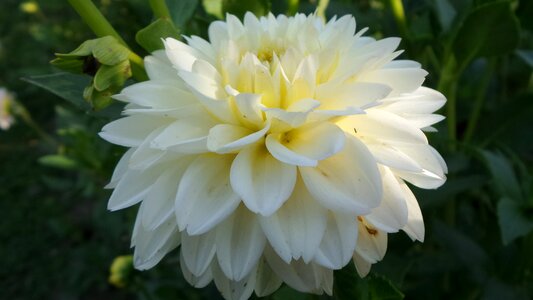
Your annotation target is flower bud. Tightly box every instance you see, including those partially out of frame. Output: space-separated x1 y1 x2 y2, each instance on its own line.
108 255 134 288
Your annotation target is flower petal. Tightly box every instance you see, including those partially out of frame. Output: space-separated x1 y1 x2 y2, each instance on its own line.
400 180 425 242
259 178 328 263
180 230 217 276
132 214 180 270
175 154 240 235
264 246 333 295
108 165 164 211
300 135 382 214
151 116 215 153
216 207 266 281
355 217 388 264
365 167 409 233
254 257 283 297
180 250 213 288
313 212 358 270
140 160 190 230
352 252 372 277
212 259 257 300
230 144 297 216
99 114 170 147
207 122 270 154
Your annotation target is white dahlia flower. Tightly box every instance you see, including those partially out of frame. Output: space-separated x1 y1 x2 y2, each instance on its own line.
100 13 447 299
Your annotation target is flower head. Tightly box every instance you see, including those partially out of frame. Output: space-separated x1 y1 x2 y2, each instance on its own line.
100 13 447 299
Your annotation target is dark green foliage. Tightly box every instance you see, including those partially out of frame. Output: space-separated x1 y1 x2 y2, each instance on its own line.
3 0 533 299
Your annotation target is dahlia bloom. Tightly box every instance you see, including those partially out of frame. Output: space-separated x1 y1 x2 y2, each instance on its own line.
100 13 447 299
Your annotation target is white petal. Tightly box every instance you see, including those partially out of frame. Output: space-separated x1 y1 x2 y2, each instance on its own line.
115 80 195 108
352 252 372 277
99 114 169 147
128 127 166 170
233 92 265 127
316 82 392 110
360 68 428 96
259 178 328 263
365 167 409 232
180 230 217 276
363 138 423 172
207 122 270 154
381 86 446 114
264 246 333 294
180 250 213 288
216 207 266 281
338 110 428 144
355 218 388 264
151 116 215 153
300 135 382 214
175 154 240 235
400 180 425 242
212 259 257 300
314 212 358 270
106 148 134 188
108 165 164 211
140 160 190 230
144 50 181 81
132 215 180 270
254 257 282 297
392 144 447 189
230 144 297 216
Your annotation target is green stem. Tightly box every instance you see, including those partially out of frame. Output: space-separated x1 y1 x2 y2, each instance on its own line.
287 0 299 15
390 0 409 39
437 55 459 151
316 0 330 20
67 0 127 47
463 59 496 143
149 0 172 20
67 0 147 81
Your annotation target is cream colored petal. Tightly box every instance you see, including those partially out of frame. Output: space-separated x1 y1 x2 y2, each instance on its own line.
355 218 388 263
365 167 409 232
300 136 382 214
400 180 425 242
180 250 213 288
230 144 296 216
180 230 217 276
212 259 257 300
254 257 283 297
313 212 358 270
215 207 266 281
207 122 269 154
175 154 240 235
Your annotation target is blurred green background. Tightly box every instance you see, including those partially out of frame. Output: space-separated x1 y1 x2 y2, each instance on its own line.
1 0 532 299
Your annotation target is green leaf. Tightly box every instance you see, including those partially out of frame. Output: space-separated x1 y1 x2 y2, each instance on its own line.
135 18 181 53
453 0 520 67
480 150 523 202
333 264 404 300
22 73 91 110
516 50 533 68
39 155 79 170
497 197 533 245
166 0 199 28
222 0 270 19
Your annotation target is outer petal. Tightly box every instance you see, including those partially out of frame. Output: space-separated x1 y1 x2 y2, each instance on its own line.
313 212 358 270
230 144 297 216
300 136 382 214
355 217 388 264
151 116 215 153
140 159 190 230
352 252 372 277
180 250 213 288
175 154 240 235
400 180 425 242
99 114 170 147
212 259 257 300
254 257 283 297
180 230 217 276
365 167 409 233
264 246 333 295
215 207 266 281
114 80 194 108
132 213 180 270
259 178 328 263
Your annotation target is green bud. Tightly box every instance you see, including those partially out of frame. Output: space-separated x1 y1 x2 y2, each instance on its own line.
108 255 134 288
51 36 132 111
